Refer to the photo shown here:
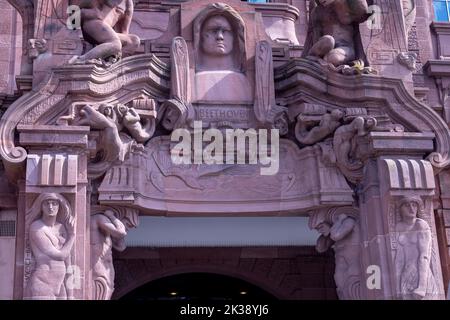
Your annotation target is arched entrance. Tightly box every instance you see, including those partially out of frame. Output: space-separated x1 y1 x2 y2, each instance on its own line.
112 247 338 300
120 272 278 301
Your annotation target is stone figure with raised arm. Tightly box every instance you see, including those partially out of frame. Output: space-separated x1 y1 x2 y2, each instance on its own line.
91 209 127 300
303 0 373 68
310 208 362 299
26 193 75 300
70 0 140 64
394 196 438 300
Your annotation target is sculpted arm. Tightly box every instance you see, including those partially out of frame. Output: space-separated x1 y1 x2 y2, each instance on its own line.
97 212 127 239
117 0 134 34
30 228 75 261
330 216 355 241
416 220 432 294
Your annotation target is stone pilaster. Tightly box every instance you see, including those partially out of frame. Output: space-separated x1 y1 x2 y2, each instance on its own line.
358 132 446 299
16 125 90 300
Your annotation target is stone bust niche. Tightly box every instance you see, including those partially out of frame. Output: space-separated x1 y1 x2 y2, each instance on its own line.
192 3 252 103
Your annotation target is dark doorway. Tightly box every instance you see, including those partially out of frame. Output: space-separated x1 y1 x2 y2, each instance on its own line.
120 272 278 301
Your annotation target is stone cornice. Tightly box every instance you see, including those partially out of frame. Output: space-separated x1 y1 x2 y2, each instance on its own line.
0 54 170 181
424 59 450 77
274 58 450 172
431 21 450 35
250 3 300 21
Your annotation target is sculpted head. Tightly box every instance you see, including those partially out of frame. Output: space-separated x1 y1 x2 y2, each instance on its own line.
398 196 424 221
42 198 60 219
201 15 234 57
27 193 72 228
193 3 246 72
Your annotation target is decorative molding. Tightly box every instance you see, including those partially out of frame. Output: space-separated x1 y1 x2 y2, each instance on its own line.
0 54 170 181
275 59 450 173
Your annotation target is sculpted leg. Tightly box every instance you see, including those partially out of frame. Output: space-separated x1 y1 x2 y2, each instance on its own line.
78 20 122 62
118 33 141 56
325 46 355 67
309 35 335 58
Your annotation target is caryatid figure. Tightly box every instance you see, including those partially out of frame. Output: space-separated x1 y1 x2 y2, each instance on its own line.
91 210 127 300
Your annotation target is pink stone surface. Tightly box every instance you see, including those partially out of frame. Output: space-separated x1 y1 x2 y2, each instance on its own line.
0 0 450 301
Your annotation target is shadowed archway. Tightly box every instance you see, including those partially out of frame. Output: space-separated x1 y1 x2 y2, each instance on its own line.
120 272 278 301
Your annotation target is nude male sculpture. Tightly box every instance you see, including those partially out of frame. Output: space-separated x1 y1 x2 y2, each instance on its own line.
70 0 140 64
304 0 372 67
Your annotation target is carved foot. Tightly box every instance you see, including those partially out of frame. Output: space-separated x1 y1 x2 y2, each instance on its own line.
68 54 121 68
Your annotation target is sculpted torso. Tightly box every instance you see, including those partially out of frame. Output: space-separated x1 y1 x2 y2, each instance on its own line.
314 5 354 48
80 0 128 27
395 199 436 299
71 0 140 64
27 197 75 299
90 211 126 299
29 221 68 294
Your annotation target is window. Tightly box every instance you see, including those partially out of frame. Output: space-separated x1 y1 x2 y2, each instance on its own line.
434 0 450 21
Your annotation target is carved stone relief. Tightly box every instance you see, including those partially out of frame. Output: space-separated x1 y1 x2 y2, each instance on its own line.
402 0 416 37
290 103 377 184
98 137 354 215
90 209 126 300
393 196 440 300
60 99 157 178
333 117 377 184
24 193 75 300
192 3 252 103
89 205 138 300
303 0 375 74
2 0 450 301
398 52 418 71
70 0 140 65
309 207 362 300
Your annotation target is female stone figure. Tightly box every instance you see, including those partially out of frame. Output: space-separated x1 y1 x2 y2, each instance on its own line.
26 193 75 300
394 196 438 300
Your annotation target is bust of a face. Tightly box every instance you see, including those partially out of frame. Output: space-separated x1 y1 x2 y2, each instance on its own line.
400 201 418 220
42 199 60 218
201 15 234 57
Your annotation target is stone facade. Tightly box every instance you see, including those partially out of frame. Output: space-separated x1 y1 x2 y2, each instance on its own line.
0 0 450 300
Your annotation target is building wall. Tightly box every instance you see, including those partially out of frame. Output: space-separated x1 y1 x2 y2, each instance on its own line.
0 0 22 95
0 209 17 299
0 0 450 300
